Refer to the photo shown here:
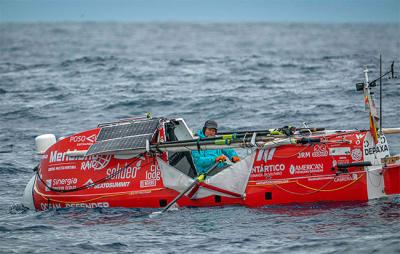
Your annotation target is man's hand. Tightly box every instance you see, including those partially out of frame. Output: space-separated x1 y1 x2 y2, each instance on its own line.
215 155 227 162
231 156 240 163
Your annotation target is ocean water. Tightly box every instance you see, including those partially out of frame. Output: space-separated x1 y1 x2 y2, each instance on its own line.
0 23 399 253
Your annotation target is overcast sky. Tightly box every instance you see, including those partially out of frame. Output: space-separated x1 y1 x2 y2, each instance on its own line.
0 0 399 23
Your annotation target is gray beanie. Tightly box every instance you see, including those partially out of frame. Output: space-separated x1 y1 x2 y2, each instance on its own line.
204 120 218 130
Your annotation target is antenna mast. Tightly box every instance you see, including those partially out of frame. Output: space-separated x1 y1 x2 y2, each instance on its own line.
379 55 382 135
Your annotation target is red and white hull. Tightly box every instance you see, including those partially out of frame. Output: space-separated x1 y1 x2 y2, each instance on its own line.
23 124 399 211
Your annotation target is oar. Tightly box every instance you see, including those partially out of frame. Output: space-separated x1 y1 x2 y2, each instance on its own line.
217 127 325 135
382 128 400 135
164 131 275 145
150 160 222 217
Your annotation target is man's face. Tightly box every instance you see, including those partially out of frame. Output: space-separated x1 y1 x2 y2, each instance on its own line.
204 128 217 137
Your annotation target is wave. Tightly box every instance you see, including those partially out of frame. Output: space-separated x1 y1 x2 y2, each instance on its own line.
60 56 118 67
0 62 27 73
168 58 206 66
0 62 51 74
104 98 177 110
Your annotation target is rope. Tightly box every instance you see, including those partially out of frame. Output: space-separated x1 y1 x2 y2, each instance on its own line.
295 173 365 192
34 184 164 204
273 179 334 196
366 169 383 187
248 173 365 196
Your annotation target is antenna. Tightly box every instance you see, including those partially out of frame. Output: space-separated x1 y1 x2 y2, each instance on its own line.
355 58 396 144
379 55 382 135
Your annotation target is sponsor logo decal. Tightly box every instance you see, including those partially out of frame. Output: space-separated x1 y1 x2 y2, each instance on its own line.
351 148 363 161
48 164 77 172
140 179 157 188
45 178 78 191
307 176 335 182
363 135 389 157
355 134 365 145
297 152 310 158
141 165 161 188
49 150 112 171
252 164 285 174
334 173 358 182
252 163 285 177
255 148 276 162
40 203 62 209
40 202 110 210
69 135 96 143
256 179 289 185
84 179 94 187
94 181 130 189
289 165 295 175
289 163 324 175
364 144 389 156
312 144 328 157
52 178 78 186
86 134 96 143
105 161 141 180
65 202 109 208
146 165 161 180
80 155 112 171
356 134 365 140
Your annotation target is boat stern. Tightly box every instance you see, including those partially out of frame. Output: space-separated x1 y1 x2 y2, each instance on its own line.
382 155 400 195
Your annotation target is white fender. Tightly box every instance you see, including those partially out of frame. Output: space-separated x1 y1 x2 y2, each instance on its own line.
35 134 56 154
22 175 36 210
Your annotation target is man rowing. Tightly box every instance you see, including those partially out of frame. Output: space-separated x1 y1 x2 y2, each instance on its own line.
191 120 240 175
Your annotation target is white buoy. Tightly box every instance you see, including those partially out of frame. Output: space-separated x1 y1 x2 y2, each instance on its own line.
22 175 36 209
35 134 56 154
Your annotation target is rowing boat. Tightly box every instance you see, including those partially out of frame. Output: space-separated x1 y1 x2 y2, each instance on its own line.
22 62 400 211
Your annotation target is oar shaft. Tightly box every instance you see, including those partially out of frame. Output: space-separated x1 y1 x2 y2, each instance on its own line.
161 161 220 214
170 131 272 144
161 180 198 213
155 134 287 147
217 130 271 135
218 128 325 135
382 128 400 134
153 136 281 151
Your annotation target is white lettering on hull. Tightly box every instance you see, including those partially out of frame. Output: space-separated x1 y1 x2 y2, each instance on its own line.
106 163 140 180
289 164 324 175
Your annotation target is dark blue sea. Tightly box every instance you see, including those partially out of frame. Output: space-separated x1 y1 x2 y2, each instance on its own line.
1 23 399 253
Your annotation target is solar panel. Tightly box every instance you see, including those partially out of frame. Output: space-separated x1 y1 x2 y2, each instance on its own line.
86 134 153 156
85 118 160 156
96 118 159 142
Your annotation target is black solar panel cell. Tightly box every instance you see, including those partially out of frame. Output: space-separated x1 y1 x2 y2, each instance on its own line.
85 118 160 156
96 119 159 141
86 134 153 156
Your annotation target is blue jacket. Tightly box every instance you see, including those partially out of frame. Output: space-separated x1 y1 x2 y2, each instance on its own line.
191 130 238 174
